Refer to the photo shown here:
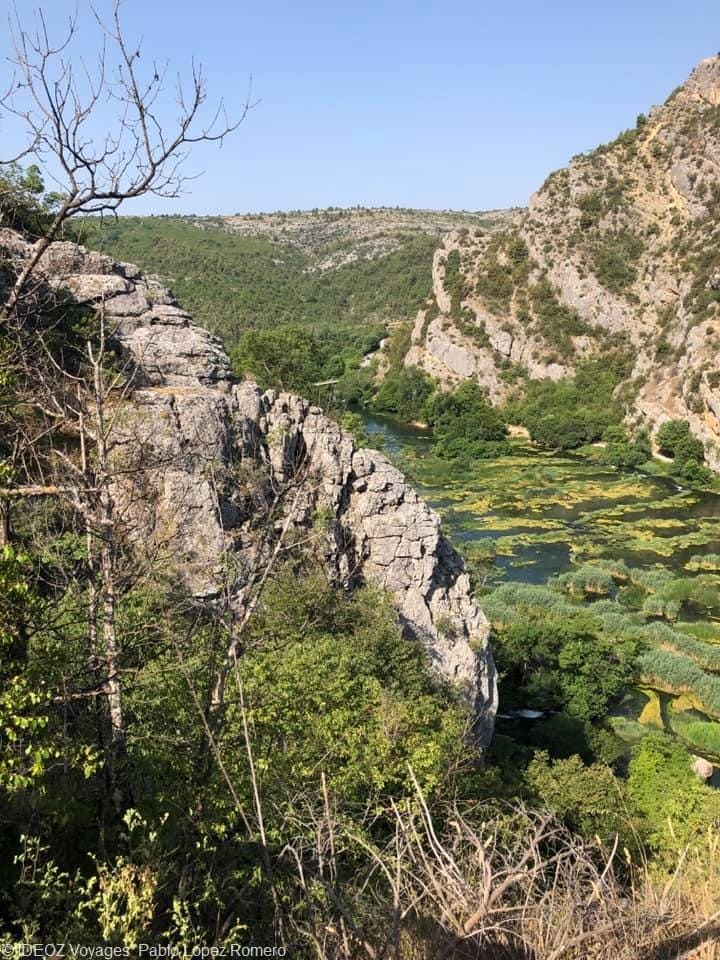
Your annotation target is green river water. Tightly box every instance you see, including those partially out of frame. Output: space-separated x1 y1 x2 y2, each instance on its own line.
360 412 720 781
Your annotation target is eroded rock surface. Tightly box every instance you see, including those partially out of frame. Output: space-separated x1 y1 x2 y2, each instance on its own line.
8 231 497 741
400 57 720 469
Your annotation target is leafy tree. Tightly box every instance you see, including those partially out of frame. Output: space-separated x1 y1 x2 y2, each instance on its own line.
373 366 435 421
484 584 640 720
656 419 704 461
0 163 62 236
232 325 326 395
424 381 509 460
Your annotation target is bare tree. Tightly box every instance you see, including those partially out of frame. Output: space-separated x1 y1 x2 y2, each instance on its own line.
0 0 251 318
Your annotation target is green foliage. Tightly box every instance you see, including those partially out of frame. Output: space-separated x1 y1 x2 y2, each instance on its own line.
638 648 720 717
443 249 469 320
656 419 704 460
577 190 604 230
525 752 630 841
484 583 641 721
425 381 509 460
628 735 720 853
589 229 644 293
554 565 615 597
474 233 531 315
373 366 435 421
598 426 652 469
231 323 383 397
527 277 595 358
670 716 720 757
0 163 63 237
0 548 54 791
512 357 628 449
642 621 720 672
686 552 720 571
655 420 711 484
340 411 372 446
83 217 437 349
238 575 471 805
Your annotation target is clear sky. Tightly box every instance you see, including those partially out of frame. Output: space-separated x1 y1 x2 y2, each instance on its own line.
2 0 719 214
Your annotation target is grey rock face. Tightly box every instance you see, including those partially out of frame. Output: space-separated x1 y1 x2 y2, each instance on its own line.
23 233 497 742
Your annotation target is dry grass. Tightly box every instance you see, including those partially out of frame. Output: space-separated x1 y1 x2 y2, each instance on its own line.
276 773 720 960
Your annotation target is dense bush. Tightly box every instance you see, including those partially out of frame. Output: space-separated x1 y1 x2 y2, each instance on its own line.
512 358 628 449
598 425 651 468
655 419 711 483
483 583 640 721
425 381 508 460
628 734 720 852
373 365 435 421
590 229 644 293
656 419 705 461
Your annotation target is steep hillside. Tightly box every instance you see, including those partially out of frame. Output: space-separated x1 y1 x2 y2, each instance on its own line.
84 207 520 351
406 57 720 468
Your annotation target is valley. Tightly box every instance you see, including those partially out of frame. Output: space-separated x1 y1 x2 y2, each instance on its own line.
3 26 720 950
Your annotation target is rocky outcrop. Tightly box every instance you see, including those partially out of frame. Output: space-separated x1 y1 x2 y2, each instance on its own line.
12 230 497 741
406 232 571 402
400 57 720 467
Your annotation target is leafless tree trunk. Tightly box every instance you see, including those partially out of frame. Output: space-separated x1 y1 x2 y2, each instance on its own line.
1 0 251 319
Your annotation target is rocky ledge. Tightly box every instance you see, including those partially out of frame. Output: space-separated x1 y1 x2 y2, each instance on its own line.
5 231 498 742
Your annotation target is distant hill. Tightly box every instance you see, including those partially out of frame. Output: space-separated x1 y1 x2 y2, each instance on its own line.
83 207 520 350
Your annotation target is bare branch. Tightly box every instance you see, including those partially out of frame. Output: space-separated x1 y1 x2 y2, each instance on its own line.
1 0 251 318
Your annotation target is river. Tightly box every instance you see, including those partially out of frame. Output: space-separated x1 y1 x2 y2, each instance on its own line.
360 410 720 782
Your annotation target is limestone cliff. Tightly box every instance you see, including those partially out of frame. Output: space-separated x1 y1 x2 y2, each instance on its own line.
405 57 720 468
7 229 497 741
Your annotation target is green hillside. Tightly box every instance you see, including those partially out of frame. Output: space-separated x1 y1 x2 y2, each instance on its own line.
82 215 439 349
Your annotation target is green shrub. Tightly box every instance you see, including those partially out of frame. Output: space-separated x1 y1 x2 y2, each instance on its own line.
484 583 640 721
373 366 435 421
528 278 593 357
628 734 720 854
425 381 507 459
590 230 644 293
515 358 628 450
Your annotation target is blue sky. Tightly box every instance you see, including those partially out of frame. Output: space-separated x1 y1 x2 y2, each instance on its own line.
2 0 719 214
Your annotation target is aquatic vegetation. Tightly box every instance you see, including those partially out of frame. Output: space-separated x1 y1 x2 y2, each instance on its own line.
638 648 720 718
686 552 720 571
554 565 617 596
669 714 720 758
643 621 720 672
367 411 720 764
638 689 663 728
484 583 641 721
677 622 720 645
